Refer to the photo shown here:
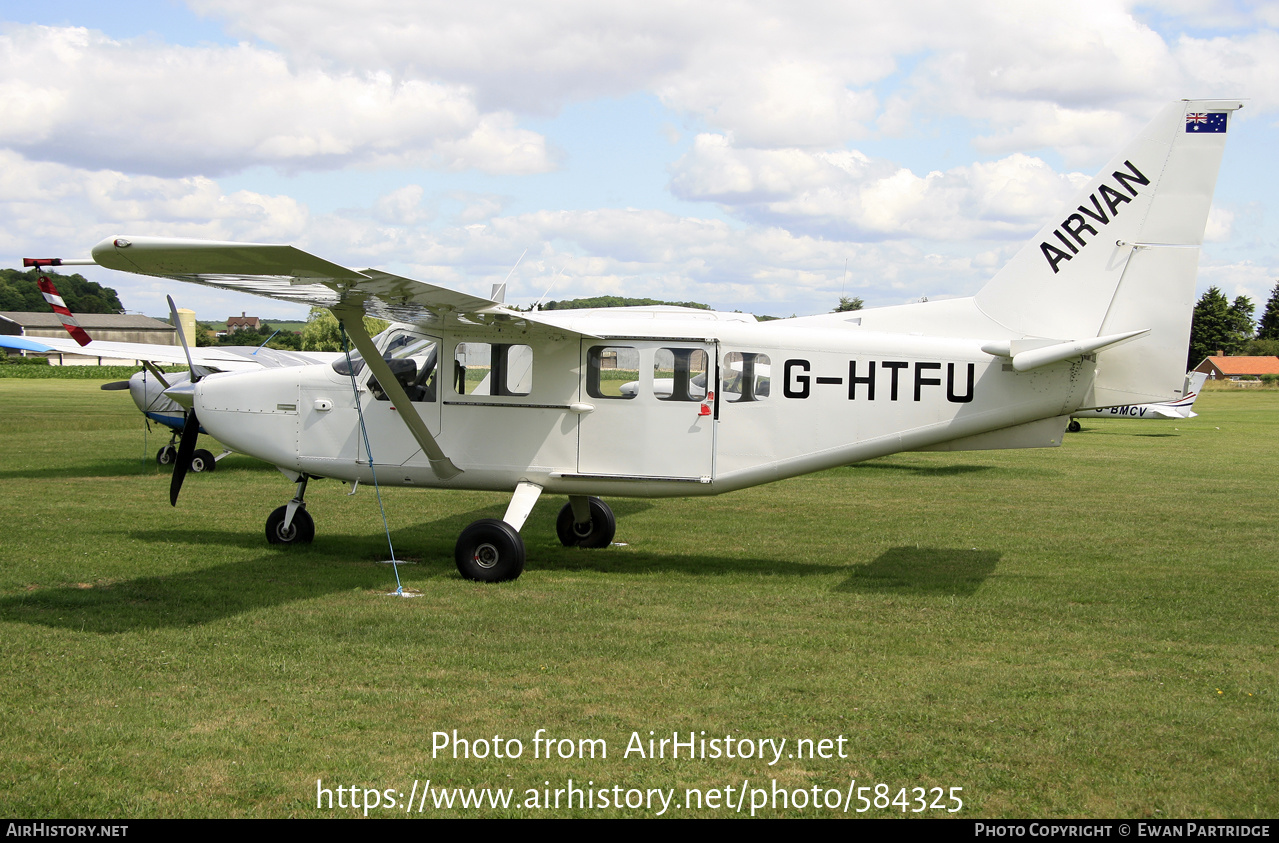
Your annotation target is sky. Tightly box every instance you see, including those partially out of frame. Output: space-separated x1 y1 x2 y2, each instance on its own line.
1 0 1277 322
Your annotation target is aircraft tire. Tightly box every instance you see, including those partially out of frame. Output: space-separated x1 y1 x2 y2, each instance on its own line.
555 497 616 549
1067 420 1082 433
455 519 525 582
266 505 315 545
157 445 177 466
190 448 217 473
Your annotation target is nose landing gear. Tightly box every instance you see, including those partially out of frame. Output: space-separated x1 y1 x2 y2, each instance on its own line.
266 476 315 545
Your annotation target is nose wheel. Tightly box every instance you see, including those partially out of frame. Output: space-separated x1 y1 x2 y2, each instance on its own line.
191 448 217 473
266 505 315 544
265 476 314 545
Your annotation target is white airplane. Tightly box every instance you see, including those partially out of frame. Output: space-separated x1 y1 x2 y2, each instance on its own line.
28 99 1239 582
0 297 339 469
1066 371 1208 431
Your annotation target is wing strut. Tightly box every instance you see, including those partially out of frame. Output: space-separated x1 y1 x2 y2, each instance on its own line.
333 304 463 481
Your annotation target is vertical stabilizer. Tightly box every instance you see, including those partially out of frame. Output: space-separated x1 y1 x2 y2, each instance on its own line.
974 99 1242 404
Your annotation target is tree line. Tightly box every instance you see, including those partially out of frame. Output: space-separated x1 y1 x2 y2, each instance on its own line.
0 269 123 313
1187 282 1279 369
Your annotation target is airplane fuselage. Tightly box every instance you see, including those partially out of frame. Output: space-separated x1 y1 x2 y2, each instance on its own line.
190 308 1089 499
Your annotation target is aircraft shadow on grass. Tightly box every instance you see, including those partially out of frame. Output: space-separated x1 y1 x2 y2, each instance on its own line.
845 462 995 478
0 453 278 481
0 503 995 633
0 458 160 481
834 547 1000 596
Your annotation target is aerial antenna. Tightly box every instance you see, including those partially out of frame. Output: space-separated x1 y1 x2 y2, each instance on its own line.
252 330 281 354
531 263 569 311
491 248 528 304
841 258 848 296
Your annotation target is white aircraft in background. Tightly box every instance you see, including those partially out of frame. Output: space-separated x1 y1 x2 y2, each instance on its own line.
28 99 1239 582
0 297 338 469
1066 371 1208 431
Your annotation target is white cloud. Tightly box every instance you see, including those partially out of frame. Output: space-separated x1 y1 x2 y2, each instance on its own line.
183 0 1279 162
2 2 1273 320
0 150 309 261
372 185 429 225
669 135 1085 239
1197 257 1279 309
0 24 552 177
1204 206 1235 242
1174 31 1279 112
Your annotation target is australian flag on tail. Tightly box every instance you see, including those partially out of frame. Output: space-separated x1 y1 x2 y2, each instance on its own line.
1186 112 1228 133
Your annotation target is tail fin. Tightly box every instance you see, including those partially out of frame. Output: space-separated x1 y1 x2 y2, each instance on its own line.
1176 370 1209 417
974 99 1242 405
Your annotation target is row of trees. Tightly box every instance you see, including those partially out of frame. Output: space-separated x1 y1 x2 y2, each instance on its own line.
191 320 307 350
0 269 123 313
1187 282 1279 369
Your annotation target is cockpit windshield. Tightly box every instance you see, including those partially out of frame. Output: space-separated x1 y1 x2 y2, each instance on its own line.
330 328 440 403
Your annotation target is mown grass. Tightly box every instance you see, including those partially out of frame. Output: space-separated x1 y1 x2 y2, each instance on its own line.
0 381 1275 818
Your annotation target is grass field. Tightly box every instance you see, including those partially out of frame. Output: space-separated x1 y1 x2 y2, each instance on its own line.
0 380 1275 818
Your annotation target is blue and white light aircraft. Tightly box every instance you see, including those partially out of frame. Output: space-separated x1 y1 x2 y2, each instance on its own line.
28 99 1240 582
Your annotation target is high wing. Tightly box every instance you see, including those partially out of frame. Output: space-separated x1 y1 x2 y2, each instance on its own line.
87 236 588 336
80 235 595 482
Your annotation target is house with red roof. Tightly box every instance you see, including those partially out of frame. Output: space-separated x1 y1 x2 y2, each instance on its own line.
226 312 261 331
1193 356 1279 380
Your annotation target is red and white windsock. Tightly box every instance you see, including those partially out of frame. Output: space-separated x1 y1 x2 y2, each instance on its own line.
36 276 93 346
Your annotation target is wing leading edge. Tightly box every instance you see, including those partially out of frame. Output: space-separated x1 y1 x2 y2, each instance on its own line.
88 236 583 337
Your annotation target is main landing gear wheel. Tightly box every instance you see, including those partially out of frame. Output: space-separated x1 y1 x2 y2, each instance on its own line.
556 497 616 549
1067 420 1082 433
156 445 177 466
455 519 526 582
190 448 217 473
266 505 315 545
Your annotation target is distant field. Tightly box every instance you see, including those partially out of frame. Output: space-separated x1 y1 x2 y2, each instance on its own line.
0 381 1275 818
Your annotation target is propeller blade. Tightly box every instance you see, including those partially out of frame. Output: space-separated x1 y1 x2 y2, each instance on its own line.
100 381 131 391
166 295 211 382
170 411 201 506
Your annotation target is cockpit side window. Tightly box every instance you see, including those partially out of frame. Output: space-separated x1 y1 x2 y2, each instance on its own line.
654 348 709 402
587 346 638 399
453 343 533 396
723 352 771 402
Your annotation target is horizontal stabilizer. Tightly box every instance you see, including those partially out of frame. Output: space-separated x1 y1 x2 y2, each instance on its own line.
981 329 1149 371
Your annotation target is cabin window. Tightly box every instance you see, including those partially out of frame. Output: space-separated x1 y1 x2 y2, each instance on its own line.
723 352 771 402
366 332 439 403
654 348 709 402
587 346 639 399
453 343 533 396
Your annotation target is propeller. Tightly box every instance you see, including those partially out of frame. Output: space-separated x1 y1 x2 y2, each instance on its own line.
165 296 204 507
100 381 131 391
169 410 202 506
